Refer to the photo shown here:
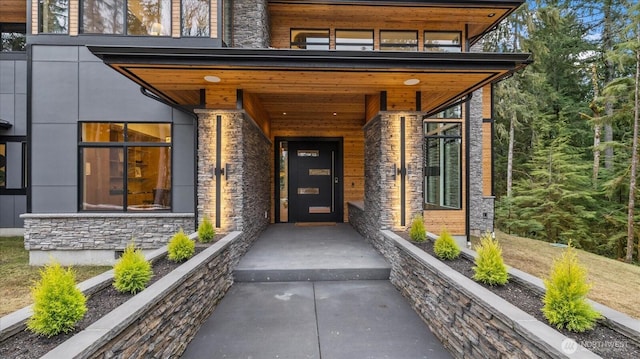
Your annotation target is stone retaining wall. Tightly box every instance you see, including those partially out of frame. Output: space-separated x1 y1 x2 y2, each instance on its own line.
348 203 602 358
40 231 247 359
21 213 194 265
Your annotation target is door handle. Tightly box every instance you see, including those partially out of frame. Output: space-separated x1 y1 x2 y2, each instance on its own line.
334 177 338 183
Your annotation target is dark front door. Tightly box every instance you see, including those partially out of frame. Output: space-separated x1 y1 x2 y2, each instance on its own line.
288 140 342 222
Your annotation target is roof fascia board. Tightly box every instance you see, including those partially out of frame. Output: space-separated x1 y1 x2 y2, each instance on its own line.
87 46 532 71
267 0 524 7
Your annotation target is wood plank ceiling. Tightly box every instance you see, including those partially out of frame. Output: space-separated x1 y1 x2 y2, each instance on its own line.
0 0 27 23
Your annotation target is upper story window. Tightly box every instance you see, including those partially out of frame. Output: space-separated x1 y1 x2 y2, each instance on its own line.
80 122 172 211
1 23 26 51
424 31 462 52
380 30 418 52
182 0 210 37
430 104 462 119
81 0 171 36
39 0 69 34
335 30 373 51
291 29 329 50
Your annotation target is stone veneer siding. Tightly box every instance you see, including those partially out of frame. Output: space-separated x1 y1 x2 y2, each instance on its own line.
348 203 601 359
196 110 270 238
363 112 423 231
22 213 194 260
233 0 270 48
40 231 257 358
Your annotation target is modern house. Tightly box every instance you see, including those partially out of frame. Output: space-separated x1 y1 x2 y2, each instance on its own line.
0 0 531 265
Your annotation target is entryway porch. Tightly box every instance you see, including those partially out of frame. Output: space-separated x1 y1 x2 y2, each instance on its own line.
181 223 452 358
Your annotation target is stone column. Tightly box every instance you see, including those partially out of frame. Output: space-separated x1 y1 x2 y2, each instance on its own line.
232 0 270 48
364 112 424 231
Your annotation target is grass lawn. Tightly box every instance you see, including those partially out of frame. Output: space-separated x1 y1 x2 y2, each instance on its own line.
475 231 640 319
0 237 111 317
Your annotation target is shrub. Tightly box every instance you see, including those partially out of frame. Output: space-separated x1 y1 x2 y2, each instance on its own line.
168 229 195 262
542 244 601 332
198 216 215 243
113 243 153 294
27 262 87 337
433 228 460 260
472 233 509 286
409 216 426 242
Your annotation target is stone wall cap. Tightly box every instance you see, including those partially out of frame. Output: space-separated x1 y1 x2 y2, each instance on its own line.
347 201 364 211
21 213 195 219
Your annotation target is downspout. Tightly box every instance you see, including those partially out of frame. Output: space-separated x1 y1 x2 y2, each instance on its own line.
139 87 200 230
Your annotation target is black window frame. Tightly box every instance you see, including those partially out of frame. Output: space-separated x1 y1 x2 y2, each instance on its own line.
423 121 462 210
0 137 28 195
80 0 172 36
78 122 173 212
290 28 330 50
335 29 374 51
379 30 418 51
423 31 462 53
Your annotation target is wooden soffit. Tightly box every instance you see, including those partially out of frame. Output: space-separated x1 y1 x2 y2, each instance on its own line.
88 46 531 119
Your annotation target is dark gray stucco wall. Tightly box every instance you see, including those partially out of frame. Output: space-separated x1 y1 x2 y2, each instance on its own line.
30 45 195 214
0 53 28 228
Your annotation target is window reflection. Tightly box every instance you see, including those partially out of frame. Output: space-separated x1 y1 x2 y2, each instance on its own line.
424 122 462 210
80 0 170 35
291 29 330 50
1 23 26 51
182 0 210 37
336 30 373 51
82 0 124 34
39 0 69 34
424 32 461 52
380 30 418 51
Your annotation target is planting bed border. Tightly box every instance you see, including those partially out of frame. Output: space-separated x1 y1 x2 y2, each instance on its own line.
348 202 640 359
0 231 245 358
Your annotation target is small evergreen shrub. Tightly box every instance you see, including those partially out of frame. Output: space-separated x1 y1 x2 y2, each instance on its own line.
433 228 460 260
198 216 215 243
168 229 195 262
27 262 87 337
113 243 153 294
409 216 426 242
542 244 601 332
472 233 509 286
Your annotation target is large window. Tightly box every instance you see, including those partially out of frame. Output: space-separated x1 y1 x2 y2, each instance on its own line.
81 0 171 35
0 139 27 194
1 23 26 52
80 122 172 211
182 0 209 37
291 29 330 50
39 0 69 33
335 30 373 51
380 30 418 51
424 122 462 210
424 31 461 52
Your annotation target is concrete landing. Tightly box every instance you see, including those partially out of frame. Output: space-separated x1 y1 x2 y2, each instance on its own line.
181 281 452 359
234 224 391 282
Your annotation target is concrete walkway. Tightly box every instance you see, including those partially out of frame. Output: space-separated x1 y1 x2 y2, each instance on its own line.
181 224 451 359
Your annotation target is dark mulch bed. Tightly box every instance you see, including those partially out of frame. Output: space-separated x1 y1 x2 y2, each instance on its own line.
397 232 639 359
0 244 211 359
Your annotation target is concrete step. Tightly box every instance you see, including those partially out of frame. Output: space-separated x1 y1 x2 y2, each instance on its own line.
234 266 390 282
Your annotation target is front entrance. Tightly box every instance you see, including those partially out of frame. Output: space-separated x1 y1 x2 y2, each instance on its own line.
276 138 343 223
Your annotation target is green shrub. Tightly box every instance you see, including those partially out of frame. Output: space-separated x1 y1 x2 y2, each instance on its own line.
168 229 195 262
409 216 426 242
27 262 87 337
542 244 601 332
113 243 153 294
472 233 509 286
198 216 215 243
433 228 460 260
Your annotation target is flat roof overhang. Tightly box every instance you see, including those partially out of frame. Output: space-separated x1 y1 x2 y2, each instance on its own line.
88 46 532 120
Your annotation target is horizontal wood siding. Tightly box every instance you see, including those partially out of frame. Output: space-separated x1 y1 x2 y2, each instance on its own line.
271 117 365 222
2 0 27 23
211 0 217 38
483 84 492 119
31 0 38 34
172 0 180 38
69 0 78 36
365 94 380 122
424 210 466 236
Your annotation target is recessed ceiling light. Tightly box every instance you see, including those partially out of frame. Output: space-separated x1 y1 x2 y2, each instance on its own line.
488 13 496 17
282 112 287 115
204 75 221 83
404 78 420 86
333 112 337 116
